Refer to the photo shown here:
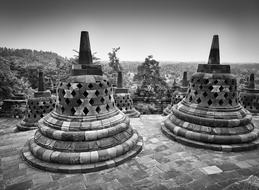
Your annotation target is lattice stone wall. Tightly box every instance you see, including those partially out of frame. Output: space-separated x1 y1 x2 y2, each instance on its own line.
185 73 238 108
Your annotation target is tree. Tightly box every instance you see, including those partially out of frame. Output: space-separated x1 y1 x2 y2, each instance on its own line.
134 55 167 94
108 47 122 72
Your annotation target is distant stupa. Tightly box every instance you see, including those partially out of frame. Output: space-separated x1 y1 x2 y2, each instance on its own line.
22 31 143 173
161 35 259 151
17 71 56 131
240 73 259 115
114 71 141 117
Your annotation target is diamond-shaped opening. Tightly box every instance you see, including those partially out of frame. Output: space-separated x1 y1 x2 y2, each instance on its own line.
208 99 212 105
88 83 93 89
199 85 203 90
61 106 65 113
83 107 89 115
197 97 201 104
61 89 65 96
224 79 229 85
229 99 232 105
219 86 224 92
109 95 111 100
77 99 83 106
202 91 208 97
219 99 224 105
105 89 109 95
71 90 76 97
197 79 200 83
83 91 88 97
232 93 236 97
95 90 100 97
208 86 213 91
65 98 70 105
89 99 94 105
107 82 110 86
213 80 218 84
40 114 44 118
77 83 82 88
214 92 218 98
188 89 191 93
67 83 71 88
229 86 232 91
99 83 103 88
192 84 195 88
194 91 198 95
116 104 119 107
71 107 76 115
232 79 235 85
100 97 105 103
189 96 193 102
204 79 209 84
106 104 110 111
96 106 101 113
224 93 228 98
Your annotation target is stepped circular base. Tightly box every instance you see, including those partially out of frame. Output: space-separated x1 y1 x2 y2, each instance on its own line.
162 105 172 116
161 121 259 152
17 121 38 131
21 135 143 173
125 109 141 118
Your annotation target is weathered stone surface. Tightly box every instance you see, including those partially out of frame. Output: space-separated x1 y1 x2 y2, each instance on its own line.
114 72 141 118
161 35 259 151
240 73 259 115
17 71 56 131
21 31 143 173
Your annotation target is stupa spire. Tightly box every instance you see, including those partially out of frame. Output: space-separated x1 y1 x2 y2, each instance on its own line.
208 35 220 65
248 73 255 89
117 71 123 88
182 71 188 87
38 70 45 92
79 31 92 65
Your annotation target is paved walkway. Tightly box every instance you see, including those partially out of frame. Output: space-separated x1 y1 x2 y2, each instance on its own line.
1 115 259 190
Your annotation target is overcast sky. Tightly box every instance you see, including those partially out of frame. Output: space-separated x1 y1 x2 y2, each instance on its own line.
0 0 259 62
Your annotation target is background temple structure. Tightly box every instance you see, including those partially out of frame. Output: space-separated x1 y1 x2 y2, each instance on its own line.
163 71 189 116
161 35 259 151
0 93 27 118
17 71 56 131
21 31 143 173
240 73 259 115
113 71 141 118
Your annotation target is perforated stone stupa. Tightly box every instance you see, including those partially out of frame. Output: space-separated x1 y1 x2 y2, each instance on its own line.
114 71 140 118
163 72 189 116
17 71 56 131
161 35 259 151
240 73 259 115
22 31 143 173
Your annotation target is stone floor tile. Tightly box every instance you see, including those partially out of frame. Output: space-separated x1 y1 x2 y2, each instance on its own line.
200 166 223 175
235 161 252 169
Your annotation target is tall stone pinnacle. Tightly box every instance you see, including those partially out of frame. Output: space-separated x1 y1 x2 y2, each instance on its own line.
182 71 188 87
208 35 220 65
72 31 102 76
79 31 92 65
248 73 255 89
117 71 123 88
38 70 45 92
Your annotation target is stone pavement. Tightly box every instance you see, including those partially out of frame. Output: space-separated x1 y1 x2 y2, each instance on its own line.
1 115 259 190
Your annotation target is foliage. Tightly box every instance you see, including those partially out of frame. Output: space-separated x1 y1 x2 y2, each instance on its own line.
108 47 122 72
134 55 168 95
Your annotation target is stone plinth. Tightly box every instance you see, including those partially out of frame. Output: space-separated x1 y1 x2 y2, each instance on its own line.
161 35 259 151
0 93 27 118
22 31 143 173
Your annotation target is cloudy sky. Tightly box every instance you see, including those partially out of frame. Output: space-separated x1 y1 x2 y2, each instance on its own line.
0 0 259 62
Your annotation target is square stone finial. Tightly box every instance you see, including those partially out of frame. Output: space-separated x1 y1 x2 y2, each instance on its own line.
208 35 220 65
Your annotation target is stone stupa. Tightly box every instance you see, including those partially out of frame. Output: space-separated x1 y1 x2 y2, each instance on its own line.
114 71 141 118
161 35 259 151
240 73 259 115
22 31 143 173
17 71 56 131
163 72 189 116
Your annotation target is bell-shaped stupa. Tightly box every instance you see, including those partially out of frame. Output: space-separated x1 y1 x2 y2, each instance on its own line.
240 73 259 115
161 35 259 151
17 71 56 131
163 72 189 116
114 71 141 117
22 31 143 173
